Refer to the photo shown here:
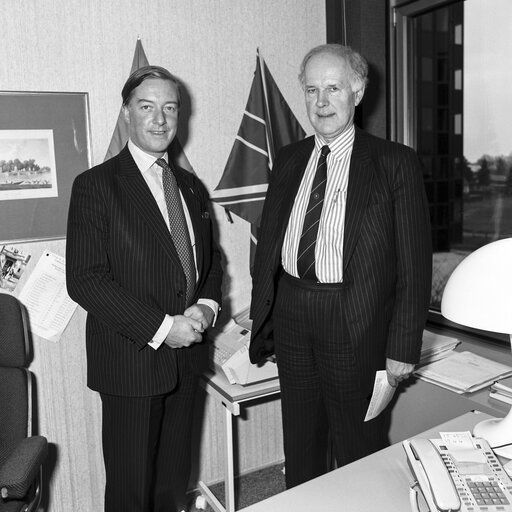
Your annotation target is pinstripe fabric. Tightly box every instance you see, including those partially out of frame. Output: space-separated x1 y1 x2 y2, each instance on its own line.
250 127 432 372
66 144 222 510
100 371 197 512
274 274 388 488
66 145 222 396
282 127 354 282
249 127 432 484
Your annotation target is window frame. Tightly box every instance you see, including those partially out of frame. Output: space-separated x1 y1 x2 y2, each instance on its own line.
388 0 509 345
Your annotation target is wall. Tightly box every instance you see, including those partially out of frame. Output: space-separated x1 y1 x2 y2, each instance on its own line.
0 1 325 510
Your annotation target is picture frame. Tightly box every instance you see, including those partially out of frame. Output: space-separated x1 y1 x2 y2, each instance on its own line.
0 91 92 243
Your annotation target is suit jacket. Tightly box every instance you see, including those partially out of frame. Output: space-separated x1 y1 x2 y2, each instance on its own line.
249 127 432 393
66 145 222 397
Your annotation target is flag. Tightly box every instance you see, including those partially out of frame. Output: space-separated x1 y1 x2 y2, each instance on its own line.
104 38 195 174
212 49 305 272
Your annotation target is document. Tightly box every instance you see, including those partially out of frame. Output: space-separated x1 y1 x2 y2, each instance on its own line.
414 351 512 393
208 315 278 386
365 370 396 422
18 251 77 342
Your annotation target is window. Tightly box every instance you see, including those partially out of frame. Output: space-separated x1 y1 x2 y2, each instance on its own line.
390 0 512 342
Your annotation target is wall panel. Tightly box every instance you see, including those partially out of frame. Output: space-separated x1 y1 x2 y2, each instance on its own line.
0 1 325 510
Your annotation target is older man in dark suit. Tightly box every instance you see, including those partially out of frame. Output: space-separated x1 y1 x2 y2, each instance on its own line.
66 66 222 512
249 44 432 489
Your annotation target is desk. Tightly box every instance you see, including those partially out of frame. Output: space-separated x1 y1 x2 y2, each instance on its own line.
239 411 496 512
199 328 512 511
198 372 280 512
388 330 512 444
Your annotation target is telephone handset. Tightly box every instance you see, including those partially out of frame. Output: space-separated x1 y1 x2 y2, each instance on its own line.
403 436 512 512
405 438 460 511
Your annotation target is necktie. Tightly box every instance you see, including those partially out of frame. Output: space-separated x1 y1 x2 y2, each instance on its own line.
296 145 331 281
156 158 196 305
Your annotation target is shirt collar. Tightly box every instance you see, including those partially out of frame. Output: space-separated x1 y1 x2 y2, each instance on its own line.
127 139 168 173
314 124 355 159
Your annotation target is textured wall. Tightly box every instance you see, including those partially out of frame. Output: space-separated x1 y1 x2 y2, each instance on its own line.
0 1 325 510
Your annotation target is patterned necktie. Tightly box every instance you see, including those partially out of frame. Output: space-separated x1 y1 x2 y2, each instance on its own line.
296 145 331 281
155 158 196 305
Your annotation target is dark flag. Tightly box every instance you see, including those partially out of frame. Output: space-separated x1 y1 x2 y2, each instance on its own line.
212 49 305 272
104 38 195 174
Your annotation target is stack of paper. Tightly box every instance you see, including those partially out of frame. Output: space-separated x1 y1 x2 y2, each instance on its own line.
489 375 512 405
414 351 512 394
208 313 278 386
419 330 460 365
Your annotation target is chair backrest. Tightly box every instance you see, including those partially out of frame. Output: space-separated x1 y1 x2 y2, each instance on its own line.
0 294 30 462
0 294 28 368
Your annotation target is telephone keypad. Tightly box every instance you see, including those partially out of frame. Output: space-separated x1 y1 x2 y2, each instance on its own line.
440 442 512 511
466 480 510 506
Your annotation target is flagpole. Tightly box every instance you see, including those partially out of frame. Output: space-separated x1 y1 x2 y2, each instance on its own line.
257 48 275 169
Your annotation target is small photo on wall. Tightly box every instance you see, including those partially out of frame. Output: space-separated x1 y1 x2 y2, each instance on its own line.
0 130 57 201
0 244 31 292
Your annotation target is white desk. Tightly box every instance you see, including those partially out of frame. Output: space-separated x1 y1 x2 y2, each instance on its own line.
199 328 512 512
198 372 280 512
238 411 498 512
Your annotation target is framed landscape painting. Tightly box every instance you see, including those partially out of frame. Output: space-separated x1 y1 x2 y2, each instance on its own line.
0 91 91 243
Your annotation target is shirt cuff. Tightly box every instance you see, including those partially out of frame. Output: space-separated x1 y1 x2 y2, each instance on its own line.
197 299 220 326
148 314 174 350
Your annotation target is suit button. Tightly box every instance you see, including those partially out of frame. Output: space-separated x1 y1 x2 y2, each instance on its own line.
177 291 184 298
265 299 271 306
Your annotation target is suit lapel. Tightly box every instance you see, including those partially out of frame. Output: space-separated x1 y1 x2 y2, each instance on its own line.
343 130 373 271
276 138 315 244
116 147 182 269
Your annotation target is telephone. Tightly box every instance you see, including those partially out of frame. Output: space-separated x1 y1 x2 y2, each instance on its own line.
403 436 512 512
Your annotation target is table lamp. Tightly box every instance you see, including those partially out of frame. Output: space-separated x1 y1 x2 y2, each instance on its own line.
441 238 512 458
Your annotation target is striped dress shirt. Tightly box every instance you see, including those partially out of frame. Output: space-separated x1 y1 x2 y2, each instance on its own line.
282 125 355 283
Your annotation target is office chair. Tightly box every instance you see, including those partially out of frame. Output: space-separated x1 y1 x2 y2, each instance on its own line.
0 293 48 512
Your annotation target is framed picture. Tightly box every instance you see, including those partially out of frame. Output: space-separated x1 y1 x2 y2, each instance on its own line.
0 91 92 243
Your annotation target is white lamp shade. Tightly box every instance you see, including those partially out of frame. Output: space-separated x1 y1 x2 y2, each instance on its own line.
441 238 512 334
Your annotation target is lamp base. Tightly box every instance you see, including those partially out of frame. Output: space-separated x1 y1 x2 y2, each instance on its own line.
473 412 512 459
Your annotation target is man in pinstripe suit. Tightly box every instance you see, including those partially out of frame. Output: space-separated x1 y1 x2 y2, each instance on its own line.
66 66 222 511
249 45 432 489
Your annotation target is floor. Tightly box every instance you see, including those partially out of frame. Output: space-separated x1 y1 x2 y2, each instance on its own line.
192 463 286 511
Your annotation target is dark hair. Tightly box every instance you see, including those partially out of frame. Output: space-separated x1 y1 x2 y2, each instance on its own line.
121 65 181 106
298 44 368 92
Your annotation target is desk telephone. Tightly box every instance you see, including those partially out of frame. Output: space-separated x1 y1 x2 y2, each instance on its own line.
403 436 512 512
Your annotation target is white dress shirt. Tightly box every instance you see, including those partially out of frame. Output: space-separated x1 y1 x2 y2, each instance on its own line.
128 140 219 349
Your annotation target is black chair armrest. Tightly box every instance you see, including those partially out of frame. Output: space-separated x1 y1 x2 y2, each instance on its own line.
0 436 48 500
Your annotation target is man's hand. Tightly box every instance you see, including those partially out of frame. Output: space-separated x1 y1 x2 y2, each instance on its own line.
386 357 415 387
164 315 203 349
183 303 215 331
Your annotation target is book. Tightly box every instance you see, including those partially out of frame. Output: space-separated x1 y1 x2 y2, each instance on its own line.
491 375 512 396
419 330 460 365
489 391 512 406
488 375 512 405
414 351 512 394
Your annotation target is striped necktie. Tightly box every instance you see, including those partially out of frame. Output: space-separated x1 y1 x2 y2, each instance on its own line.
296 145 331 281
155 158 196 305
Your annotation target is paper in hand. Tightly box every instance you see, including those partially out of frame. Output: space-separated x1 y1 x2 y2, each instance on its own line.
364 370 396 422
